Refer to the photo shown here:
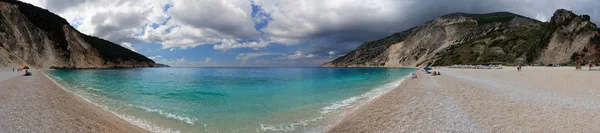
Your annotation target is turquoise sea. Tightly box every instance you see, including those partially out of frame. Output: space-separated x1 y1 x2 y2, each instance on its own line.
46 68 414 132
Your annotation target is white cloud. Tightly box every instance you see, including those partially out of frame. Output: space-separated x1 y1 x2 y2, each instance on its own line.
156 57 219 67
120 42 136 52
213 39 269 51
286 51 304 59
268 36 301 45
176 58 186 64
276 50 316 60
136 0 261 49
148 55 162 60
236 52 280 65
77 0 168 44
21 0 261 50
327 51 336 58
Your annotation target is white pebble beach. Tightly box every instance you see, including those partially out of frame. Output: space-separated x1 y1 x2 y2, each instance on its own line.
0 69 146 132
328 67 600 132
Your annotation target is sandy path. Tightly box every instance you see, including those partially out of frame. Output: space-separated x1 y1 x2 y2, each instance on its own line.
0 70 147 132
328 67 600 132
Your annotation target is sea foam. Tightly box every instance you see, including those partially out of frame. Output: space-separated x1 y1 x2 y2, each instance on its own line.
44 73 181 133
321 78 405 114
86 87 103 92
135 105 198 126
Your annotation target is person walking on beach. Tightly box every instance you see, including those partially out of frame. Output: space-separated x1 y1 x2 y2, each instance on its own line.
517 65 522 72
589 63 593 70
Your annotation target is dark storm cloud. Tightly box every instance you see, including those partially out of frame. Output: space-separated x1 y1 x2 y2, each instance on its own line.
305 39 361 57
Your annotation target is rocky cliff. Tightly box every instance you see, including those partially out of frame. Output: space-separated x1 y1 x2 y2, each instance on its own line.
0 0 156 68
322 9 600 67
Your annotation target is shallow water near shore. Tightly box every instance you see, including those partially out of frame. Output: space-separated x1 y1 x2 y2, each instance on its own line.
46 67 413 132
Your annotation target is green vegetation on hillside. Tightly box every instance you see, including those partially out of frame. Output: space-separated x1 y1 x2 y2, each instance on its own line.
82 35 153 62
433 23 557 66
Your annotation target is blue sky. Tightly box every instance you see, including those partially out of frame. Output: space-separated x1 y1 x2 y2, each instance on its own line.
20 0 600 67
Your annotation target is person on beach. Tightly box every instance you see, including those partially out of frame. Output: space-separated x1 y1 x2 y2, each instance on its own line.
517 65 522 72
411 72 417 79
589 63 593 70
23 69 31 76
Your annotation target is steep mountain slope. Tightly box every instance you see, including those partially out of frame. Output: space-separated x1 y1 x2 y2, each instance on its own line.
0 0 155 68
322 9 600 67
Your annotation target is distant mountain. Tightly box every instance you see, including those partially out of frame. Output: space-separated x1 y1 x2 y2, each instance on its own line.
0 0 156 68
156 63 170 67
322 9 600 67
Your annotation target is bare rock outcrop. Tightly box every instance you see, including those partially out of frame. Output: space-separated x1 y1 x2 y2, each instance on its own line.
536 9 600 64
0 0 155 68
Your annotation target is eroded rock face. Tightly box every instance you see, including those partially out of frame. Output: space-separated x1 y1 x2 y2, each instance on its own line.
536 9 600 64
323 9 600 67
0 1 156 68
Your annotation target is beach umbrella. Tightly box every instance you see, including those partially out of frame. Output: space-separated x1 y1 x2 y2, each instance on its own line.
22 66 30 69
424 66 432 71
